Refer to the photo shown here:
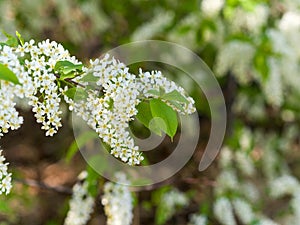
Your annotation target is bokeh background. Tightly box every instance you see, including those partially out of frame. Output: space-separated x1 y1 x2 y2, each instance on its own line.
1 0 300 224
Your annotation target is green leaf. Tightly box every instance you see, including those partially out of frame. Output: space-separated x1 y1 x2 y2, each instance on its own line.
65 130 98 162
59 72 76 80
168 100 185 112
64 87 87 100
1 30 18 47
147 89 161 97
108 98 114 110
64 87 77 99
16 31 24 46
0 63 21 85
86 164 100 197
80 73 98 83
54 60 83 74
150 99 178 139
162 90 189 104
254 52 269 82
152 186 172 225
136 102 153 128
136 101 162 136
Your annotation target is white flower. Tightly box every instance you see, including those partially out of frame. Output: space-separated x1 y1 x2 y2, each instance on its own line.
188 214 207 225
235 151 255 176
278 11 300 33
156 188 189 223
215 169 239 195
64 54 195 165
101 173 133 225
239 128 252 150
131 9 174 41
162 188 189 208
138 69 196 114
1 39 196 166
233 198 255 224
0 150 12 195
0 39 80 137
290 192 300 224
228 4 269 33
241 182 260 203
64 171 95 225
219 147 234 168
261 138 280 180
263 57 283 107
269 175 300 198
201 0 224 17
214 41 255 84
257 217 280 225
214 197 236 225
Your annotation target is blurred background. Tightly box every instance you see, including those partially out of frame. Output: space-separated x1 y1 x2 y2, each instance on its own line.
1 0 300 224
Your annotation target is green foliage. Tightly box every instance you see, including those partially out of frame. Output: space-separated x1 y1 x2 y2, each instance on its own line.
15 31 24 46
63 87 87 100
162 90 189 104
150 99 178 140
136 88 189 139
136 101 158 133
0 63 21 85
152 186 188 225
1 0 300 224
136 99 178 139
54 60 83 76
79 73 98 83
1 30 18 47
152 186 172 225
86 165 100 197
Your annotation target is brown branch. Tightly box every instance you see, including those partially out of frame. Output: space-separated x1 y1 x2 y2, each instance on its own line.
65 78 86 88
53 73 85 88
14 178 73 195
54 73 104 94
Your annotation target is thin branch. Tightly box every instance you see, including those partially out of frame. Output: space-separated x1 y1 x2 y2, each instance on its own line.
54 73 104 94
14 178 73 195
65 78 86 88
54 73 85 88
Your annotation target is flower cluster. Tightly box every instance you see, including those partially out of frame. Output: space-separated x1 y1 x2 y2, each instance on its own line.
188 214 207 225
0 39 80 137
0 45 25 137
138 69 195 114
64 55 143 165
101 173 133 225
64 171 95 225
269 175 300 198
156 188 189 223
214 40 256 84
232 198 255 224
0 150 12 195
200 0 224 17
212 125 300 225
0 37 196 167
164 0 300 108
228 4 269 33
213 197 236 225
64 54 195 165
19 40 80 136
131 9 174 41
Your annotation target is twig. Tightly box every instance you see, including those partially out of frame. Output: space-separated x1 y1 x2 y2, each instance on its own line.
53 73 85 88
14 178 73 195
65 78 86 88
